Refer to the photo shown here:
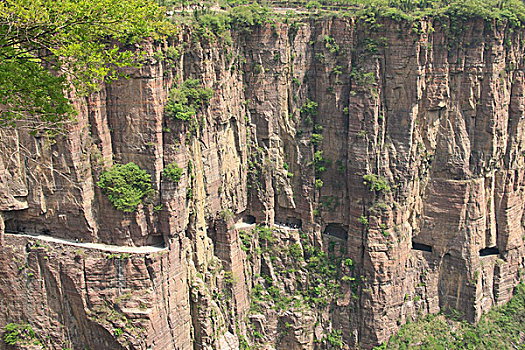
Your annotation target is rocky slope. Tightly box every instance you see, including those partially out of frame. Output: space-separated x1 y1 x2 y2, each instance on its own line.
1 14 525 350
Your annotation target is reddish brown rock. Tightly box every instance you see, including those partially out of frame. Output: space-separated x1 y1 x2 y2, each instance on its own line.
0 15 525 350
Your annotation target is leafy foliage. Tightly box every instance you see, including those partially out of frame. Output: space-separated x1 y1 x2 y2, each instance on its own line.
363 174 390 192
247 0 525 27
97 163 155 212
229 3 270 30
0 0 170 132
324 329 344 348
383 283 525 349
0 60 75 133
306 1 322 10
311 133 324 146
358 215 368 226
184 2 270 41
314 151 331 179
3 323 40 346
355 0 525 26
192 0 525 30
163 161 184 183
193 10 232 42
300 99 318 118
254 224 276 244
302 244 344 307
242 225 358 348
165 79 214 121
323 35 340 54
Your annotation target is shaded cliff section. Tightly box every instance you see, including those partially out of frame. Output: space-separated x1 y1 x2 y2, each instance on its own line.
1 15 525 349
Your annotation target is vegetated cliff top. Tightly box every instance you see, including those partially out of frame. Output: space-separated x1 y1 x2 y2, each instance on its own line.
163 0 525 27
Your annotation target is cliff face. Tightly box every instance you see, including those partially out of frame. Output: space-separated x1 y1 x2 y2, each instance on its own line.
1 16 525 349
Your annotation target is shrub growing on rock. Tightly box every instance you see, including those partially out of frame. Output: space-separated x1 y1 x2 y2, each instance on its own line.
3 323 40 346
163 161 184 183
311 133 323 146
300 99 318 119
363 174 390 192
165 79 213 122
97 163 154 212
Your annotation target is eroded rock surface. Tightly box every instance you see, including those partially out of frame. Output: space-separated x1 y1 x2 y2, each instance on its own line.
1 16 525 349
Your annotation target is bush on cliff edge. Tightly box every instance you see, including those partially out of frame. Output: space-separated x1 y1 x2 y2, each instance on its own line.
163 161 184 183
165 79 214 122
97 163 154 212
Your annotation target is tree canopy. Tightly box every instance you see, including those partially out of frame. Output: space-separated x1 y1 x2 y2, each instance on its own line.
0 0 171 133
97 162 154 212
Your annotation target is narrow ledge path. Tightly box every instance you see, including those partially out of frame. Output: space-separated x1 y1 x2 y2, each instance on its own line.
5 222 297 254
4 231 167 254
233 222 256 230
233 222 299 231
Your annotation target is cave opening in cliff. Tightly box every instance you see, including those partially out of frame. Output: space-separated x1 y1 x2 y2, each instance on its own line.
148 235 165 247
412 241 433 252
243 214 256 224
323 223 348 240
287 217 302 228
479 247 500 257
3 216 15 234
275 216 302 229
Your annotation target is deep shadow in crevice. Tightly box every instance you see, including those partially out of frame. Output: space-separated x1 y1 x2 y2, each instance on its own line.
275 216 302 229
147 234 165 247
287 217 302 228
412 241 432 252
479 247 500 257
243 215 256 225
323 223 348 241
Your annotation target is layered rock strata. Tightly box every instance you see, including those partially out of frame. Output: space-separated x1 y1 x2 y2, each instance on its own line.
1 16 525 349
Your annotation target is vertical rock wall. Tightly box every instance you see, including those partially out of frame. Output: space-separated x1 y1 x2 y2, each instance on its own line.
0 16 524 349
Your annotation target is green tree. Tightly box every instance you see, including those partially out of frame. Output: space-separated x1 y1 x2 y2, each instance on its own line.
165 79 214 121
163 161 184 183
0 0 170 133
97 162 155 212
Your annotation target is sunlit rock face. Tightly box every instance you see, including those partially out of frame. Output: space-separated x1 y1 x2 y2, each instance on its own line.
0 16 524 350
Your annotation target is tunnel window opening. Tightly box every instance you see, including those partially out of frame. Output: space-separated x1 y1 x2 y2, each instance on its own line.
323 223 348 241
146 235 165 248
275 217 302 229
412 242 432 252
3 217 18 234
243 215 256 225
479 247 500 257
287 217 302 229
